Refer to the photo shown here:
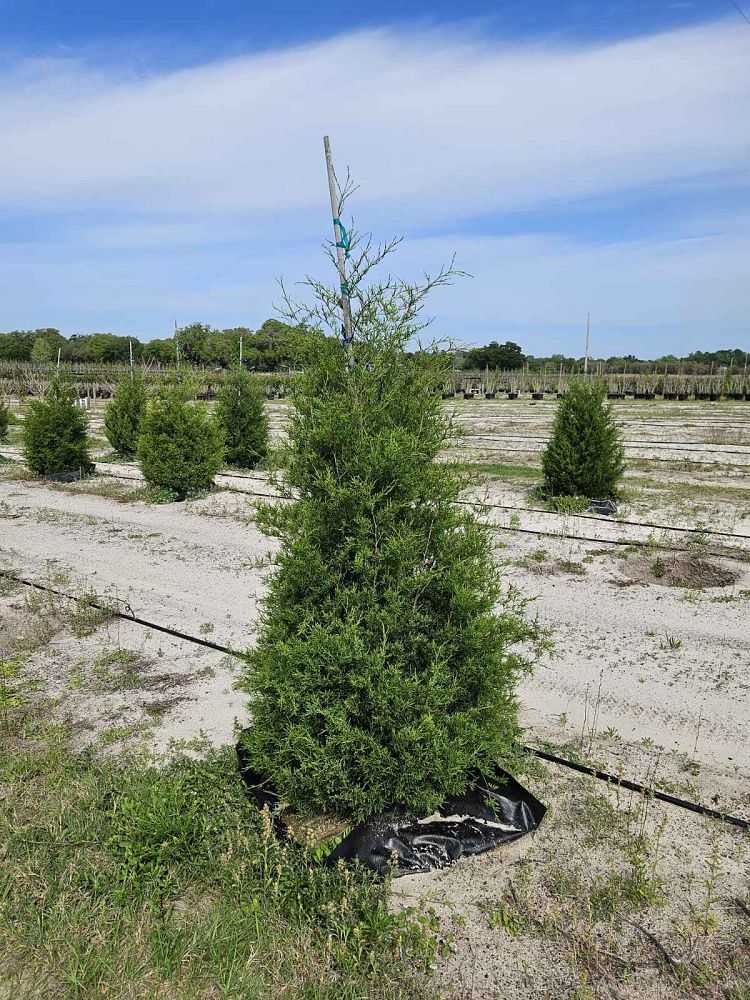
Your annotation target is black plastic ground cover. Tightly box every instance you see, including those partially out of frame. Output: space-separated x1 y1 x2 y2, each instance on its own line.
236 732 546 877
44 463 96 483
589 498 618 516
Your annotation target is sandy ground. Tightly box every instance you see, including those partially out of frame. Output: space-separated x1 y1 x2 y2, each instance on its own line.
2 397 749 999
1 461 748 806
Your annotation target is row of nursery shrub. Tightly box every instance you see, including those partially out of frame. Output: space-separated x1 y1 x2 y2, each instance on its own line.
19 367 269 497
12 372 624 505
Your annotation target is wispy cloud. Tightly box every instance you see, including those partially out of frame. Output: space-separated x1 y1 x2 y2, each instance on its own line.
0 19 748 351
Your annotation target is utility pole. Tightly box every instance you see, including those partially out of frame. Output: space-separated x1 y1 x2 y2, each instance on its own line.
129 339 134 370
174 319 180 371
583 312 590 376
239 333 243 366
323 136 353 360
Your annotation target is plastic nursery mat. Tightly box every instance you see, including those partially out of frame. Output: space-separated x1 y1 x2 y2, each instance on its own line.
43 463 96 483
236 732 546 877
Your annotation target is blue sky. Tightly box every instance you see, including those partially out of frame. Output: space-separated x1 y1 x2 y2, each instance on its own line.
1 0 748 357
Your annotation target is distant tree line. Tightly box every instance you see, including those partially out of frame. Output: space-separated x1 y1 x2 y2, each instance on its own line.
0 320 300 371
459 341 749 375
1 326 746 376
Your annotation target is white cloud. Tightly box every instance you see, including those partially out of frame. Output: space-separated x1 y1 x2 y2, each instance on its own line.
0 20 748 218
0 19 748 354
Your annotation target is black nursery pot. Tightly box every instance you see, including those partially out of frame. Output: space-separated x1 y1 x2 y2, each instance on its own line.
507 392 518 400
265 392 276 399
484 392 496 399
531 392 544 400
589 497 618 516
463 392 474 400
678 392 689 400
709 393 719 401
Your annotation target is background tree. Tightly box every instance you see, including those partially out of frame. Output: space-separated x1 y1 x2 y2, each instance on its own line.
240 217 543 821
141 338 175 364
23 378 92 476
30 337 57 364
104 374 147 457
541 380 625 499
0 398 10 443
137 382 223 498
463 340 525 370
215 367 268 469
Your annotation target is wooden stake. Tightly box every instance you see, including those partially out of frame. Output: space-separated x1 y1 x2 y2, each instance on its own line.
323 136 353 357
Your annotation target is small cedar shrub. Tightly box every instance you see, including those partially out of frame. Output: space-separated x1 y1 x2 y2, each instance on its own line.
541 380 625 500
104 374 147 457
215 367 269 469
137 382 224 498
0 399 10 442
23 378 92 476
241 328 543 822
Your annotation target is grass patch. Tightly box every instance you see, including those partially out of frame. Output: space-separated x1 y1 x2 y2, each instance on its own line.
0 725 440 999
459 460 540 479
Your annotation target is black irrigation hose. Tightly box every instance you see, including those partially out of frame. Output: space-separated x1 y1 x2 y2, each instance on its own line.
449 443 750 465
1 571 236 655
3 569 748 830
95 463 746 545
14 460 750 551
452 498 750 543
453 432 750 454
528 747 750 831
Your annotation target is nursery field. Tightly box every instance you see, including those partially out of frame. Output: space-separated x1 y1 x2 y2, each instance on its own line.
1 396 749 999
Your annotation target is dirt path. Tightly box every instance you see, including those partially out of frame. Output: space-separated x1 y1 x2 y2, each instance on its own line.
2 476 748 795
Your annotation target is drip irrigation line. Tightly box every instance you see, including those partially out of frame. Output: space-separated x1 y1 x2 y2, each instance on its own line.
454 433 750 454
452 498 750 543
528 747 749 830
1 571 237 655
7 459 750 551
6 561 747 830
92 463 750 545
450 443 750 467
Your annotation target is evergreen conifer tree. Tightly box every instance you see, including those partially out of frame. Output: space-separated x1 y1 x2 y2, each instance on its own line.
240 225 544 822
104 374 147 457
23 378 92 476
541 380 625 499
215 367 269 469
0 399 10 443
137 382 223 498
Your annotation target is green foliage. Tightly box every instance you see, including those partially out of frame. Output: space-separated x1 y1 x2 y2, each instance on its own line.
137 382 223 498
0 321 300 371
215 367 269 469
0 399 10 442
541 380 625 500
241 236 542 822
103 374 146 457
22 378 92 476
0 737 438 999
30 337 57 364
463 340 525 370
